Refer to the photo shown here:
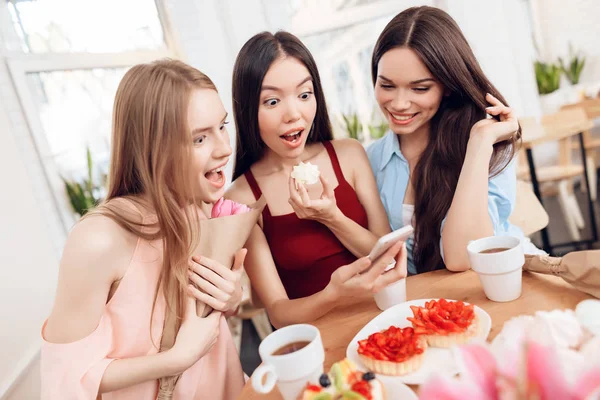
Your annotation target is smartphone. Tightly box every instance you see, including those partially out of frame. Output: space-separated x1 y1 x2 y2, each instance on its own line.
367 225 414 262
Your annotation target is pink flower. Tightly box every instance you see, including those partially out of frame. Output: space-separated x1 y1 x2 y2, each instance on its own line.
211 198 251 218
419 344 500 400
419 342 600 400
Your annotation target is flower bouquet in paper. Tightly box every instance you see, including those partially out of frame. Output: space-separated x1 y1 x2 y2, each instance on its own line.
419 303 600 400
419 341 600 400
157 196 265 399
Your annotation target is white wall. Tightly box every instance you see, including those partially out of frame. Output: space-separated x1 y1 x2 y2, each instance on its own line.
0 58 59 400
0 3 63 397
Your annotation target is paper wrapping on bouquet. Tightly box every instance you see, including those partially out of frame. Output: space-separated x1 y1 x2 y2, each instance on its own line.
157 196 266 399
195 195 266 317
524 251 600 298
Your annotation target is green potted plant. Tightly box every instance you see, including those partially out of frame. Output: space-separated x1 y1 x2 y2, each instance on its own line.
342 112 363 142
368 120 388 140
534 60 565 114
534 60 562 95
62 147 103 217
559 44 585 85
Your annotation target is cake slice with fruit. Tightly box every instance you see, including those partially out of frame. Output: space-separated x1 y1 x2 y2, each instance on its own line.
407 298 479 348
356 326 427 376
299 358 385 400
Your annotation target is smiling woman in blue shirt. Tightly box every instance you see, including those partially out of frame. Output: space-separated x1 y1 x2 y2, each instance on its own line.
367 6 539 275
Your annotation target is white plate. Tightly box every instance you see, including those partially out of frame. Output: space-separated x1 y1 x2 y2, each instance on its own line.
384 379 418 399
346 298 492 385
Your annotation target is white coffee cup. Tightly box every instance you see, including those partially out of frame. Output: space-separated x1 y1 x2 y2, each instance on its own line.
374 276 407 310
251 324 324 400
467 235 524 302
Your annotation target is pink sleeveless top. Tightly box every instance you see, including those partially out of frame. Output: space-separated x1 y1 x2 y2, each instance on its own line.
40 205 245 399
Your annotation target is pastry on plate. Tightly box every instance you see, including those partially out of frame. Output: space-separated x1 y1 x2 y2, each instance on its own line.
299 358 386 400
408 298 479 348
357 326 427 376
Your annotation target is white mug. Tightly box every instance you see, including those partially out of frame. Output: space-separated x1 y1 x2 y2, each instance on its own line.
467 235 524 302
374 277 407 310
251 324 324 400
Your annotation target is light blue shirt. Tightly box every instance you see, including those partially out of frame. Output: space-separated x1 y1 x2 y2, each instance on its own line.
367 131 526 275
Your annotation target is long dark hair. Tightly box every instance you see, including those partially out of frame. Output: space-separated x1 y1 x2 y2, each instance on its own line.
371 6 520 273
232 31 333 180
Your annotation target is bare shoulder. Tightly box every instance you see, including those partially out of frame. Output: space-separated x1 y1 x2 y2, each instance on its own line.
226 175 257 206
62 214 139 282
330 139 370 178
330 138 368 161
45 213 140 343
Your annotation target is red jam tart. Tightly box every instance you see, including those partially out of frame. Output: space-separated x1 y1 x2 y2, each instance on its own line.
357 326 427 376
407 299 479 347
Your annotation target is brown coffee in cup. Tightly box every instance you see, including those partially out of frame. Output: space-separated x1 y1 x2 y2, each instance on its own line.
480 247 511 254
272 340 310 356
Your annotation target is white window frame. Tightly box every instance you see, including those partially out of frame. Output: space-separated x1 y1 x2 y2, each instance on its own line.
4 0 178 237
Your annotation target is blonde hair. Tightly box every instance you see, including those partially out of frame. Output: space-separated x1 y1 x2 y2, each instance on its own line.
88 59 217 334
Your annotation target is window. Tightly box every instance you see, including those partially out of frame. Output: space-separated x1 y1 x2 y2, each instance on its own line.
5 0 176 234
25 68 126 181
299 13 397 143
8 0 166 53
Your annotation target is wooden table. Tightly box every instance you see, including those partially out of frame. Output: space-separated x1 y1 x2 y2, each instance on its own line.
237 269 593 399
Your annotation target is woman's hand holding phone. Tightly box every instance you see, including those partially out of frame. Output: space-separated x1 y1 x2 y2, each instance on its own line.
325 239 408 301
367 226 414 262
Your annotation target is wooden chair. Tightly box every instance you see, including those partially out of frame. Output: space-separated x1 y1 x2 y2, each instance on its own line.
509 180 549 236
562 98 600 200
518 107 591 241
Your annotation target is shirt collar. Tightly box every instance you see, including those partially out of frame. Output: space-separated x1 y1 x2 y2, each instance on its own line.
379 130 406 171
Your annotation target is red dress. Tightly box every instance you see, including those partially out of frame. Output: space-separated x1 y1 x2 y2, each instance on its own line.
244 141 369 299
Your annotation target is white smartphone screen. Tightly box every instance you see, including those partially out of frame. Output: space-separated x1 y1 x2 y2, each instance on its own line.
367 225 414 262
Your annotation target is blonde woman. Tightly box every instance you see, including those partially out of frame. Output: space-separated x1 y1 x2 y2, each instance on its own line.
41 60 245 399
